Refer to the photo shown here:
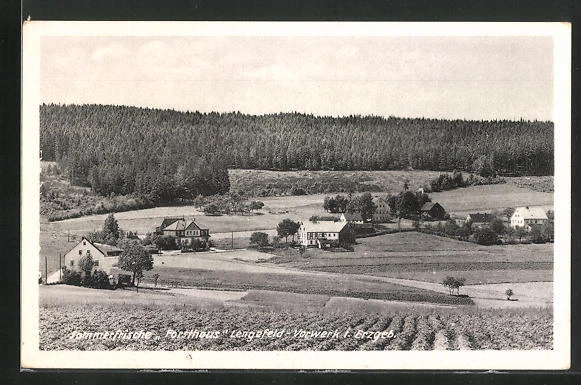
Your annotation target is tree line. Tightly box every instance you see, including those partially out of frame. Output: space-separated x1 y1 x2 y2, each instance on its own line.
41 104 553 203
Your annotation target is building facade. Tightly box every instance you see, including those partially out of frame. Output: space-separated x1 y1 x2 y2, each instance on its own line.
510 206 548 230
63 237 123 275
298 221 350 248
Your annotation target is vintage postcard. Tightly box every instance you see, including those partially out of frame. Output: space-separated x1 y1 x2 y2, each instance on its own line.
21 21 570 370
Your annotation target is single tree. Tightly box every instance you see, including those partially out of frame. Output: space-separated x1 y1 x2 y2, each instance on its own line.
475 227 499 245
117 240 154 286
78 253 95 281
489 217 506 235
515 226 528 242
152 273 160 288
506 288 514 301
102 213 120 245
277 219 300 243
250 232 270 248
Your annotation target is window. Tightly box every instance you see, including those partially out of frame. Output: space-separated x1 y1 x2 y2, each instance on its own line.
78 250 82 255
87 250 91 257
83 241 86 246
70 260 74 266
94 260 99 266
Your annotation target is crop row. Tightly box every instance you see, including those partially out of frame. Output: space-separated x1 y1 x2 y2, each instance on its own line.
40 306 553 351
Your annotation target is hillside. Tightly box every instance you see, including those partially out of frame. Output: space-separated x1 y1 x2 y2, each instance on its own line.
40 104 553 191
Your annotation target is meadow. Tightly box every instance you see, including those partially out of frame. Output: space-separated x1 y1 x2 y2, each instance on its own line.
267 232 553 285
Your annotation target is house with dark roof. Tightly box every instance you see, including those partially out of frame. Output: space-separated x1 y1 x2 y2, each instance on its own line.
157 218 210 249
420 202 446 220
155 217 185 234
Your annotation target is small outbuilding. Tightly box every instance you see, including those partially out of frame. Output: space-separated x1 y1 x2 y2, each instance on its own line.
420 202 446 220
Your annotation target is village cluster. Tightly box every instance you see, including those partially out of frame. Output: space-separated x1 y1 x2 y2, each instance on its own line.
53 187 552 290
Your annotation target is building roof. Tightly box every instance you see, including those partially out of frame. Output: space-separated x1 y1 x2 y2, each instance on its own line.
513 206 548 220
93 243 123 254
421 202 442 211
162 219 188 231
372 197 388 204
157 217 185 231
342 212 363 221
467 213 492 223
301 220 347 233
185 220 209 231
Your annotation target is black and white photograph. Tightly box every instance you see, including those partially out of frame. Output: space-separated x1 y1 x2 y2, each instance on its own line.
21 21 571 369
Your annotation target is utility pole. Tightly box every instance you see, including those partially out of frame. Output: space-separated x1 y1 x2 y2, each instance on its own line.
44 255 48 285
59 253 62 281
231 231 234 249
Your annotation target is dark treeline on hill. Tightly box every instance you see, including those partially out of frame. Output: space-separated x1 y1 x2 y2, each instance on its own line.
40 104 553 200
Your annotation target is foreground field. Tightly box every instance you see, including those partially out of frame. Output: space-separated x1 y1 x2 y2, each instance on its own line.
39 302 553 351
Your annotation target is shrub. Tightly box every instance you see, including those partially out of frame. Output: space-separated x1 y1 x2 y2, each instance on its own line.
62 268 82 286
89 269 111 289
474 228 499 246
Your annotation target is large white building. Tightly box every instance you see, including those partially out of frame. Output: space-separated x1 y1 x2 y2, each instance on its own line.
298 220 349 248
510 206 548 230
372 197 391 223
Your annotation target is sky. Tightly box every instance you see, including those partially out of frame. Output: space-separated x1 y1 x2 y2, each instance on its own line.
40 35 554 121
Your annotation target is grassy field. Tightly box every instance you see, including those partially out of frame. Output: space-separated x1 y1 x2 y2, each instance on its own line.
39 301 552 351
229 169 443 196
268 232 553 285
140 266 473 305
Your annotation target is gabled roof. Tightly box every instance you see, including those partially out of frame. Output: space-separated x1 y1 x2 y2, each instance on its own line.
372 197 388 204
342 212 363 221
467 213 492 223
162 219 187 231
301 220 347 233
513 206 548 220
158 217 184 230
65 237 123 257
421 202 442 211
185 220 209 231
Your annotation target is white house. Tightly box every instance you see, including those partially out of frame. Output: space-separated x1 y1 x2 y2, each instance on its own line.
510 206 548 230
63 237 123 276
158 218 210 248
298 221 349 248
372 197 390 223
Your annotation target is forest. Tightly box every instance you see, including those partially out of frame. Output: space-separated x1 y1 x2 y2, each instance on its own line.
40 103 553 203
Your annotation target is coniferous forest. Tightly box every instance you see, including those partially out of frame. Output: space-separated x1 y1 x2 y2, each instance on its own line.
40 104 553 203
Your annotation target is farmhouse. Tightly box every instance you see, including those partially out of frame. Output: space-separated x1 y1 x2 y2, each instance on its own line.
372 197 391 222
340 212 364 224
155 216 184 234
420 202 446 220
63 237 123 276
157 218 210 249
510 206 548 230
465 213 492 229
298 221 351 248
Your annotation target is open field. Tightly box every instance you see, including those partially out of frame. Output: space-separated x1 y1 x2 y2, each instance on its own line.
268 232 553 285
428 184 553 218
140 266 472 305
39 300 552 351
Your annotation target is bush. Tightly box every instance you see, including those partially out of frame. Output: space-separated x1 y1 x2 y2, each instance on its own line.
474 228 499 246
62 267 82 286
89 269 111 289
